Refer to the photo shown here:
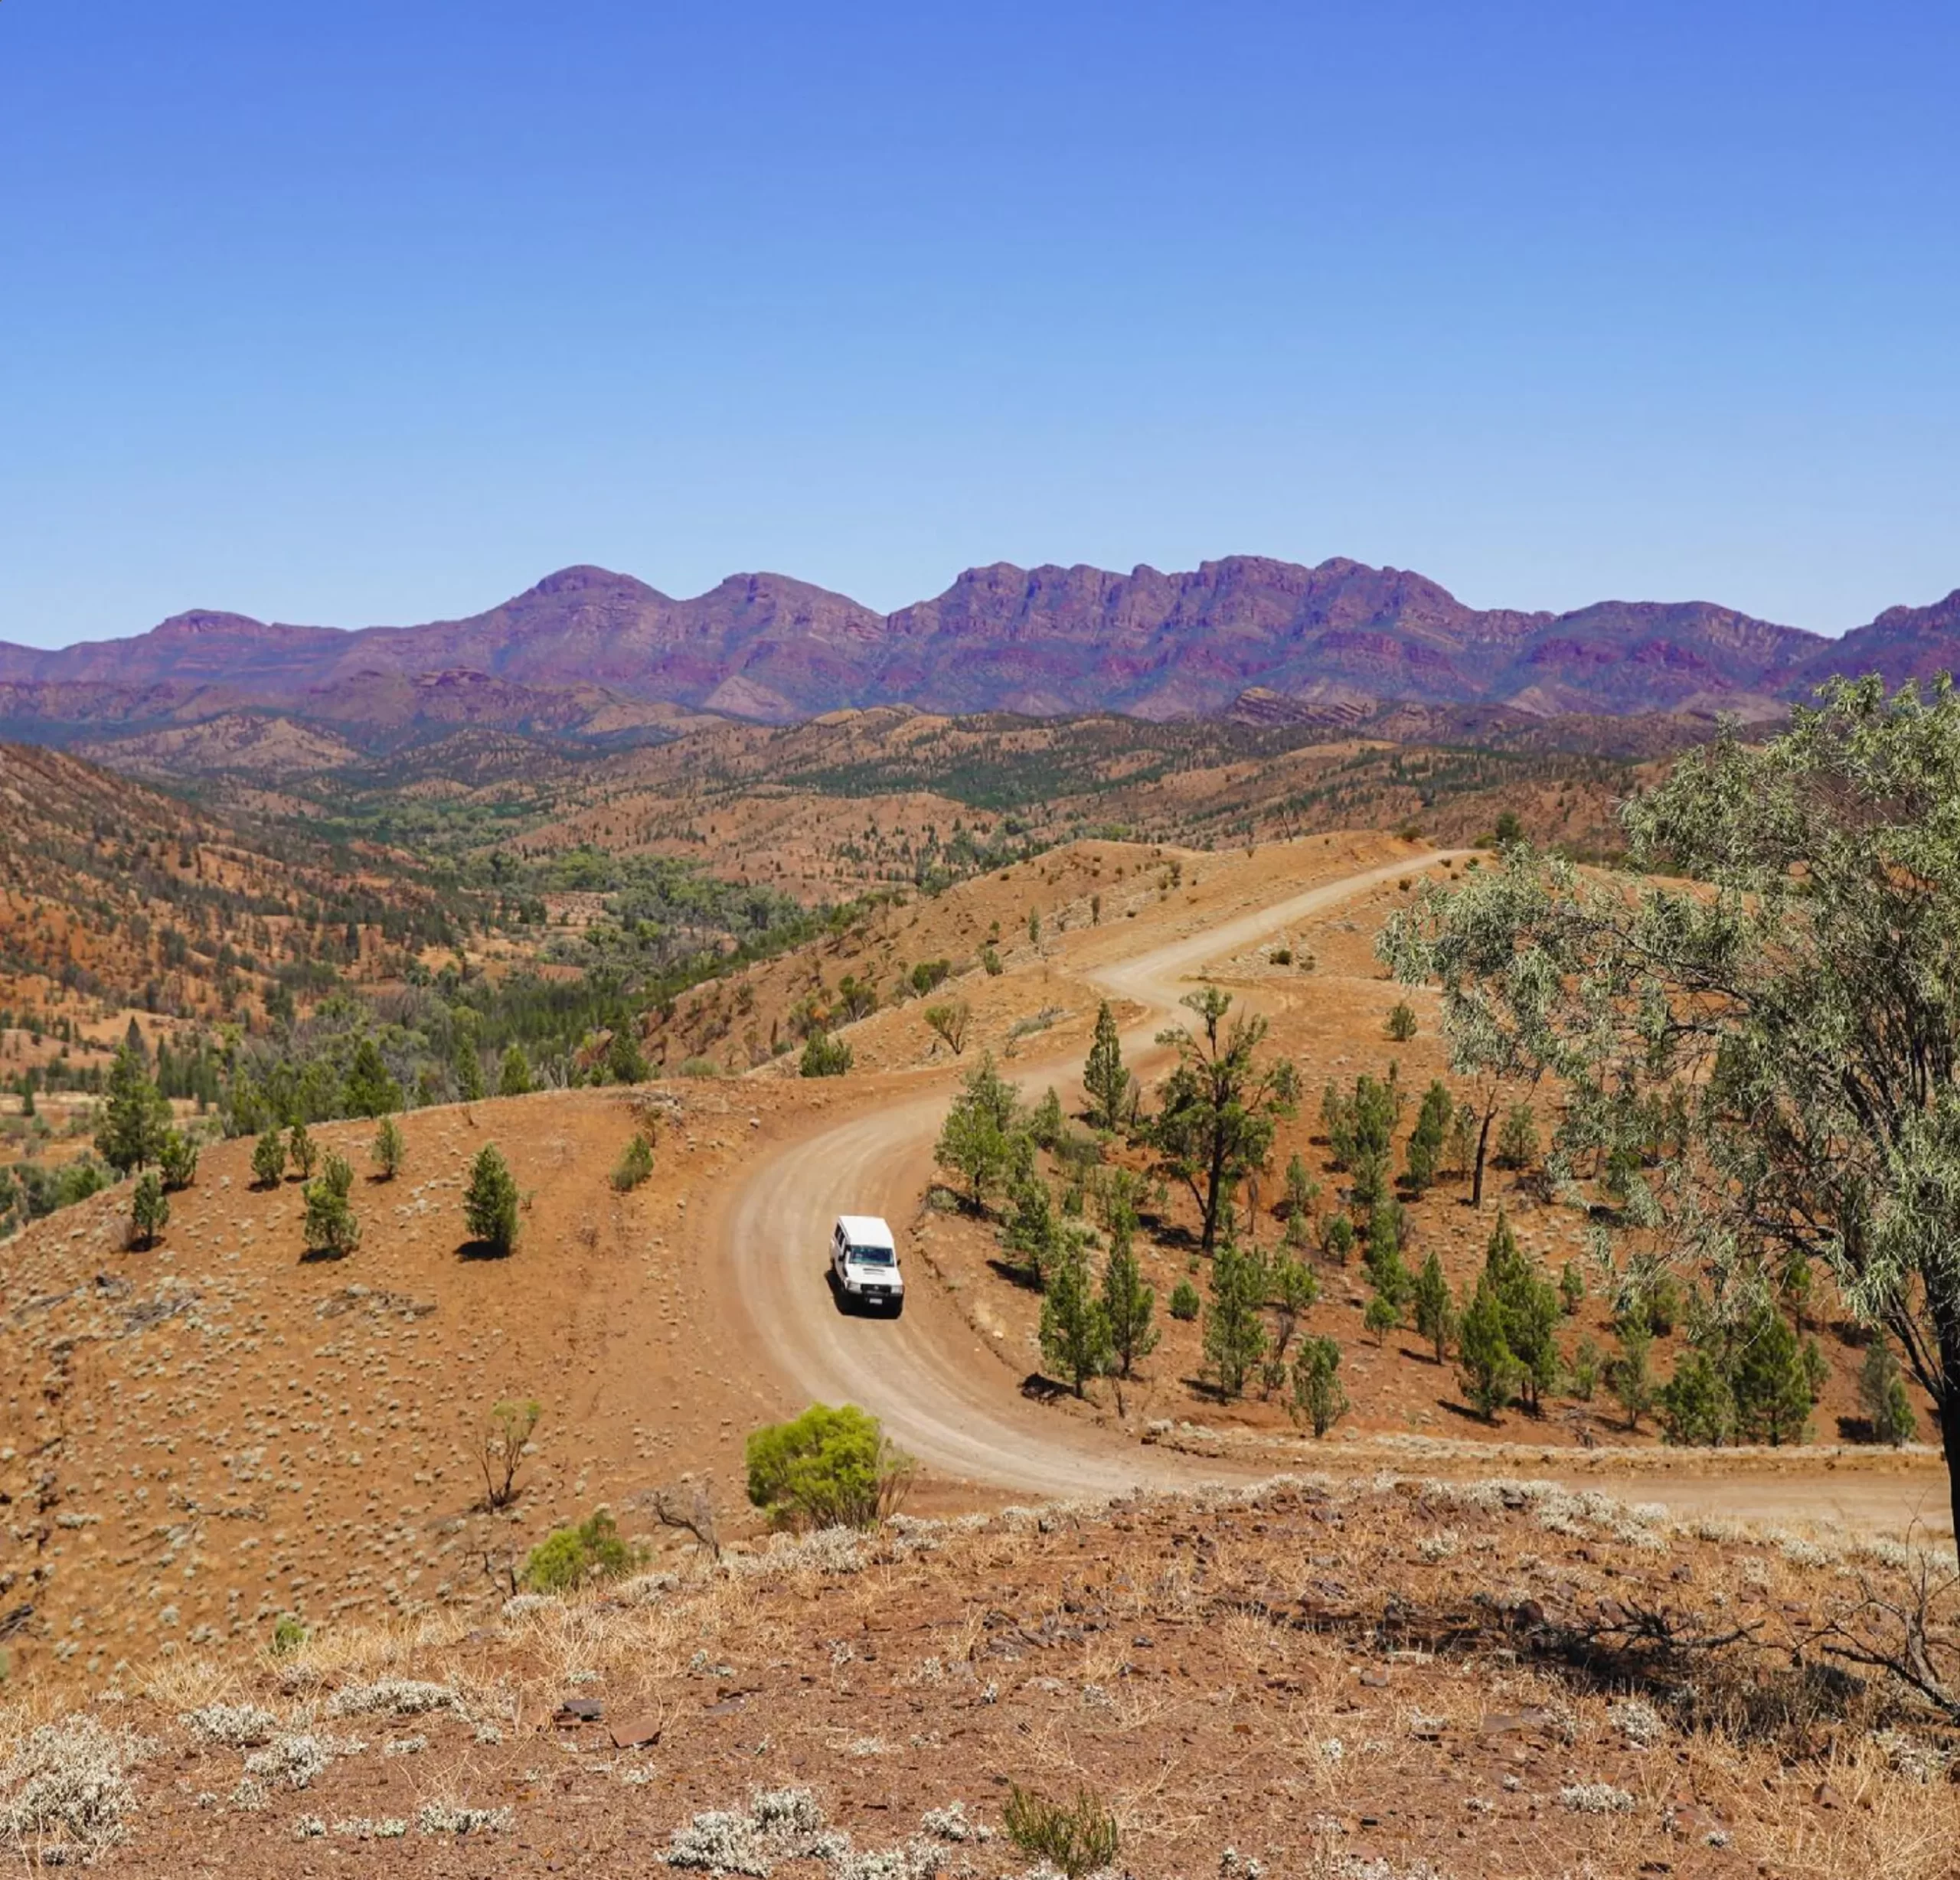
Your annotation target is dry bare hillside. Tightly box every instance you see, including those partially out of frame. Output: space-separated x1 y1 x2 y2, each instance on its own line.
0 1082 866 1694
0 742 466 1030
511 710 1653 904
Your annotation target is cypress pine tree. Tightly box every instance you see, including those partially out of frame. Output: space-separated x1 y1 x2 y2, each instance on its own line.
1039 1235 1111 1396
1100 1214 1158 1379
1457 1273 1520 1421
344 1036 402 1118
1364 1194 1411 1304
302 1151 361 1259
1283 1152 1319 1224
1083 1000 1129 1131
933 1053 1021 1212
1267 1253 1319 1364
1607 1317 1655 1430
158 1128 198 1192
1658 1349 1735 1446
287 1121 318 1182
1404 1080 1452 1193
1496 1103 1539 1170
1363 1294 1401 1346
498 1043 534 1098
456 1041 488 1101
1484 1212 1562 1412
371 1115 405 1180
1859 1338 1917 1447
1291 1336 1348 1436
1003 1175 1061 1288
1729 1300 1813 1445
95 1043 170 1173
1413 1248 1455 1361
1202 1240 1269 1399
463 1143 520 1255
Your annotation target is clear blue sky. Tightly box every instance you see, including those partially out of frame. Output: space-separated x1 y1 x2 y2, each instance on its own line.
2 1 1955 647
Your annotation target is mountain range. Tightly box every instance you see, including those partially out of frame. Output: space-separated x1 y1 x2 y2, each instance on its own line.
4 556 1957 743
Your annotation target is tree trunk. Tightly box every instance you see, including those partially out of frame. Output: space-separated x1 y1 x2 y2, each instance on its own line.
1936 1324 1960 1565
1472 1108 1494 1209
1201 1128 1228 1255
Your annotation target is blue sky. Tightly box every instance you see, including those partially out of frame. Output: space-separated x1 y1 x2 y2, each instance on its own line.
2 1 1955 646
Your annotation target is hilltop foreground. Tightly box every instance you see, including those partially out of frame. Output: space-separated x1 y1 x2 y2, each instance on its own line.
5 1474 1957 1877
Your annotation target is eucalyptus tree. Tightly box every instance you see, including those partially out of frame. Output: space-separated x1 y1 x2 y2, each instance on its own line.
1380 676 1960 1542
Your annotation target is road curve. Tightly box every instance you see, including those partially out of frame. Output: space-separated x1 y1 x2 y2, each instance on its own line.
715 851 1954 1538
718 853 1453 1498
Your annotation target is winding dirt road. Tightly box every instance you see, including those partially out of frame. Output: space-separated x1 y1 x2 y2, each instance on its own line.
718 852 1953 1537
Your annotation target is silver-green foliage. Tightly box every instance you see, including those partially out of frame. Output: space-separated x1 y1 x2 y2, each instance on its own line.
1381 676 1960 1532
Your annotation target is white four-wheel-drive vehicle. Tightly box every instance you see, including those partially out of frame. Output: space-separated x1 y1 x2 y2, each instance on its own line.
830 1213 904 1314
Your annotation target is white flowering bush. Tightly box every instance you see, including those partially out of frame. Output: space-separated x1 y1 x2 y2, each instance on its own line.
1 1715 151 1859
243 1735 330 1791
328 1679 458 1718
1609 1698 1664 1748
1559 1783 1636 1814
417 1801 511 1835
181 1703 280 1749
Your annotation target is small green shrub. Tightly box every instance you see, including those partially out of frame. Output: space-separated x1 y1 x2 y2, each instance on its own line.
745 1403 913 1530
678 1056 723 1079
270 1614 308 1656
800 1031 853 1078
522 1509 641 1592
611 1134 654 1192
371 1115 404 1180
158 1128 199 1192
129 1170 169 1250
1002 1786 1119 1880
252 1127 287 1189
288 1121 318 1181
1385 1001 1418 1042
479 1397 541 1510
53 1157 109 1209
1168 1279 1201 1322
302 1151 361 1258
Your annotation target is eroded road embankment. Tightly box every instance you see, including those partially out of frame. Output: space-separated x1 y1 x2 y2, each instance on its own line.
716 854 1952 1537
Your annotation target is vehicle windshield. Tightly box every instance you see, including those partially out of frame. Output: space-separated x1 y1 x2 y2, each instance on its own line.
848 1243 895 1265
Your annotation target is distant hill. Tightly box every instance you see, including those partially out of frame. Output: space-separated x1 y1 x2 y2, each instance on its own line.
2 557 1954 746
